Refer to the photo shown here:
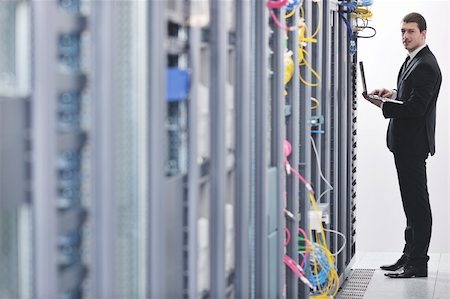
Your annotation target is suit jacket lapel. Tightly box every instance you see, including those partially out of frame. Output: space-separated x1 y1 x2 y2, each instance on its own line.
398 46 430 83
400 57 420 81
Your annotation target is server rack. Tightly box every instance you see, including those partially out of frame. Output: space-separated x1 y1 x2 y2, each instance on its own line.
0 2 31 299
277 0 360 297
0 1 362 298
254 2 272 298
233 1 251 297
90 2 152 298
148 1 167 297
89 2 117 298
285 6 302 299
31 1 90 298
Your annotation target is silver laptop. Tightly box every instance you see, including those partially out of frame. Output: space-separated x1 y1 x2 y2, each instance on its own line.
359 61 403 104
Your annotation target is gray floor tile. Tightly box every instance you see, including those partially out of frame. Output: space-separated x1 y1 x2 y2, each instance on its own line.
433 285 450 298
438 254 450 269
353 252 448 299
352 251 365 266
440 253 449 262
364 269 436 294
364 290 434 299
433 255 450 299
352 252 400 269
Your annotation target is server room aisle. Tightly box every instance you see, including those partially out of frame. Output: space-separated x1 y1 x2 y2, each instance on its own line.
347 252 450 299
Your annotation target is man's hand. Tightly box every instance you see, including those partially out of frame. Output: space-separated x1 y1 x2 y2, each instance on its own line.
362 91 383 107
361 88 393 108
370 88 394 98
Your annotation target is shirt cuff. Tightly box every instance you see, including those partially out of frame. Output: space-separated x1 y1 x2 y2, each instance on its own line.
380 102 384 110
391 90 397 99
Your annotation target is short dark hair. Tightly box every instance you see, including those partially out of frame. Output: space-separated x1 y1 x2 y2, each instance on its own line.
402 12 427 32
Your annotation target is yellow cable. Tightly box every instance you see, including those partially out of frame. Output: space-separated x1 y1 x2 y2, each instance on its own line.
311 97 320 109
285 7 297 19
302 217 338 298
284 51 295 84
308 232 323 293
352 7 373 19
297 1 321 40
299 48 320 87
308 191 341 298
282 6 307 30
297 1 322 88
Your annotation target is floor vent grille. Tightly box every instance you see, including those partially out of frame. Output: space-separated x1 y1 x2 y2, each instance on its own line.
336 268 375 299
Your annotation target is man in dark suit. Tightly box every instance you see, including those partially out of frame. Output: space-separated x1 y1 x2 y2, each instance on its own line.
363 12 442 278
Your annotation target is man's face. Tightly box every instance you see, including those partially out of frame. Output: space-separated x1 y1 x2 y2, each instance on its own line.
401 22 426 52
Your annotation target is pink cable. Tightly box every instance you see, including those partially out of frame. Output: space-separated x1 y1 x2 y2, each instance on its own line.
284 255 304 277
285 255 313 288
284 140 292 157
283 140 312 191
284 139 312 269
284 227 291 246
267 0 289 9
269 8 297 32
298 227 308 241
289 164 314 194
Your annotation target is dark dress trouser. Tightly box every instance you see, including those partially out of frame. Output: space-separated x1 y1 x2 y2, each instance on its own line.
394 154 432 267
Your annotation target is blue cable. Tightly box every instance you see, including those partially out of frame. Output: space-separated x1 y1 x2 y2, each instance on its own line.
285 0 303 11
338 9 354 38
338 11 358 55
361 0 373 6
308 243 333 289
338 1 358 12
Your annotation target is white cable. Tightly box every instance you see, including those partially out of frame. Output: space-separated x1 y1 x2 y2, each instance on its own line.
309 136 333 200
323 228 347 256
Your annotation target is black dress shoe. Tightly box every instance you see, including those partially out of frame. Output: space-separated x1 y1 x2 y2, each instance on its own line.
384 265 427 278
380 257 407 271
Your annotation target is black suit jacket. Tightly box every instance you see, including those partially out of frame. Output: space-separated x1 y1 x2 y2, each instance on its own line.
382 46 442 156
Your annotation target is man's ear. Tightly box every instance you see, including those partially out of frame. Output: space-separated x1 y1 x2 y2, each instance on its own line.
421 29 427 40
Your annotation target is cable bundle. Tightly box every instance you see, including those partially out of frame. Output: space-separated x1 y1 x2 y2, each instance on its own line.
338 0 376 54
308 243 333 288
296 173 341 298
267 0 304 32
284 140 343 298
274 1 321 87
297 0 321 87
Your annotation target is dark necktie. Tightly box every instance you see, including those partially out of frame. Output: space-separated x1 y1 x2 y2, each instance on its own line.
401 56 411 75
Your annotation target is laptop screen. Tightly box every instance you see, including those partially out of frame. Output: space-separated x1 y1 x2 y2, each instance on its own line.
359 61 368 95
